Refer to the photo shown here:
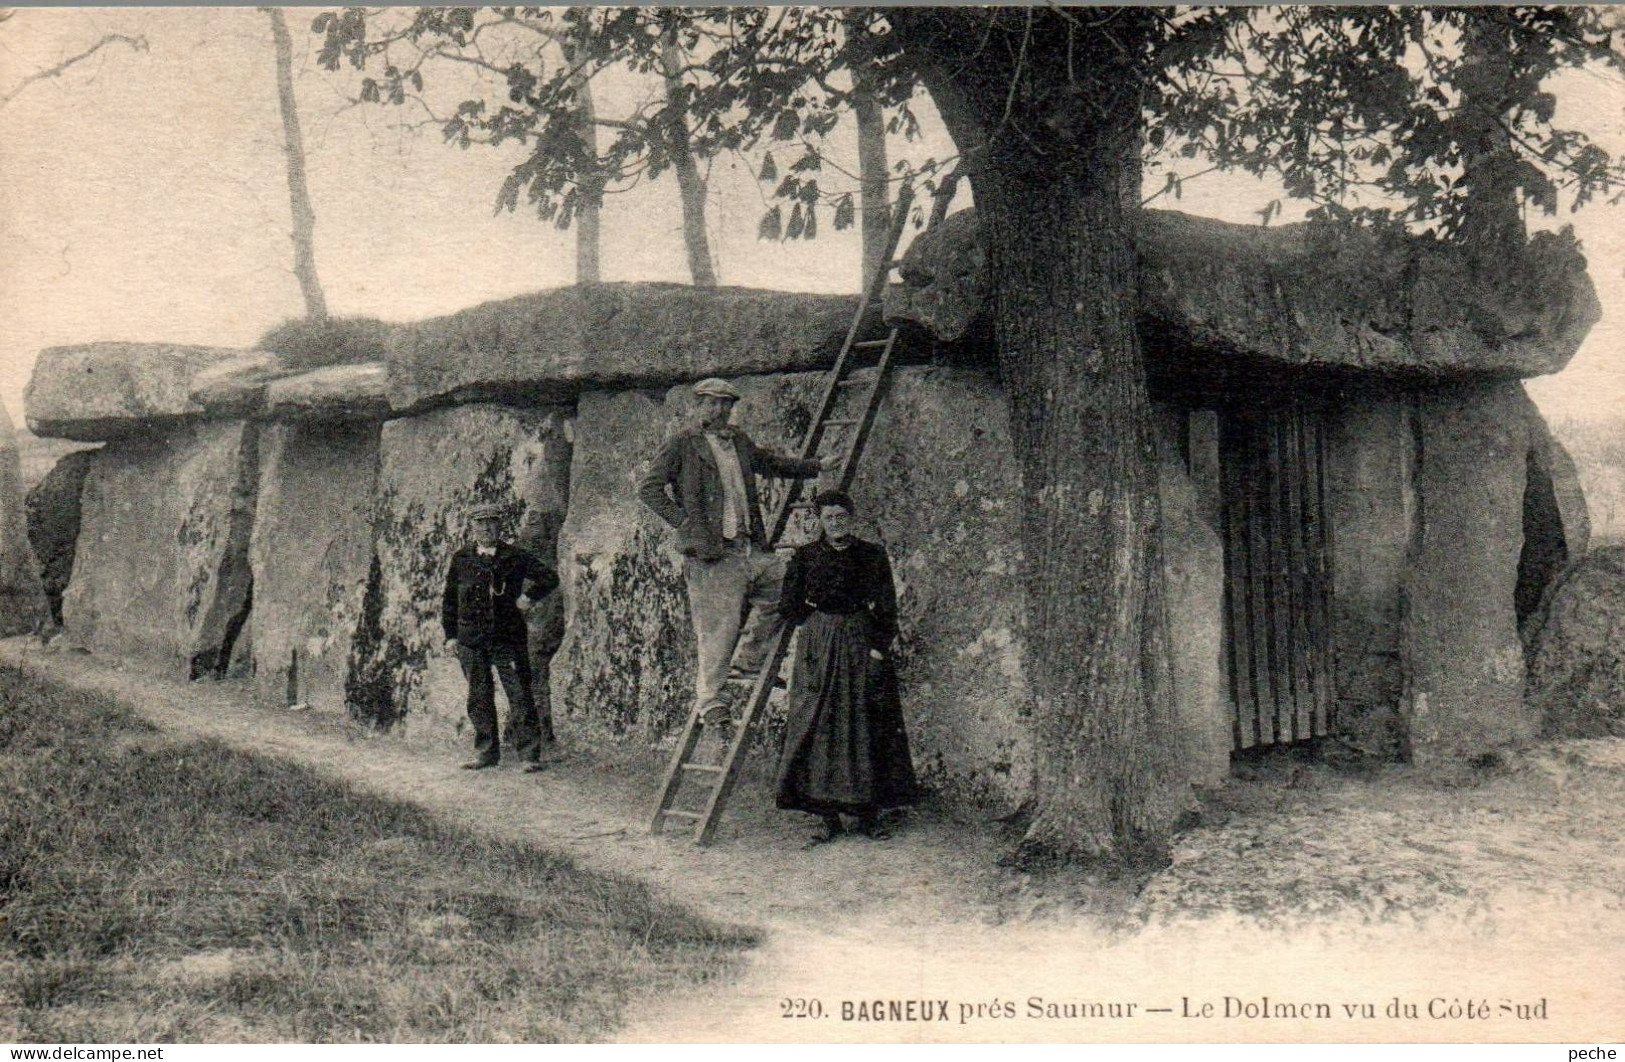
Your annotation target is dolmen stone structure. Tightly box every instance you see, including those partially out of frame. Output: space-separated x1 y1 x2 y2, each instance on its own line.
0 406 49 636
20 207 1600 809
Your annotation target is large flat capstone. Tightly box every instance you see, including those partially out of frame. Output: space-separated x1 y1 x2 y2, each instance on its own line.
886 208 1599 380
248 421 379 715
385 283 878 414
62 421 258 678
26 343 244 441
347 403 573 744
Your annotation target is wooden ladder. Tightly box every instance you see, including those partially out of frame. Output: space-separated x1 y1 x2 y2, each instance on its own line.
650 184 918 845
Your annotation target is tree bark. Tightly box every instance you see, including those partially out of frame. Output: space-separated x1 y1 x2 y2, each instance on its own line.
847 14 890 292
660 31 717 287
264 7 327 320
563 32 603 285
901 9 1185 863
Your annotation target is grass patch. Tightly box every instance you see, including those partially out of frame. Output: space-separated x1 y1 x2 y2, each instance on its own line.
0 665 756 1042
256 317 393 372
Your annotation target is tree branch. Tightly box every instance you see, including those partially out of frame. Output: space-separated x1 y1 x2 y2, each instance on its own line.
0 30 148 109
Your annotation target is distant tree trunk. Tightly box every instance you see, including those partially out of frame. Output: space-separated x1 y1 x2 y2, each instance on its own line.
1454 13 1527 255
847 13 889 292
660 30 717 287
264 7 327 320
563 32 603 285
902 9 1186 863
853 81 889 291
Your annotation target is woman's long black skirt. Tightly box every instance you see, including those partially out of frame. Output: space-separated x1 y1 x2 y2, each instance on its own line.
774 611 917 814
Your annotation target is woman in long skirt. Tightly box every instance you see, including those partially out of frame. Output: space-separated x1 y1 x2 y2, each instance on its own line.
774 490 917 846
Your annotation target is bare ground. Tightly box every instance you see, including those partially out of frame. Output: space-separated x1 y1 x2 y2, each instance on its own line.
3 636 1622 1044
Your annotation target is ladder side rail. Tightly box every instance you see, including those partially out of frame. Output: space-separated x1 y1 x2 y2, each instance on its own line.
836 331 900 491
650 711 709 834
762 187 916 546
817 182 915 409
793 182 914 467
695 625 794 845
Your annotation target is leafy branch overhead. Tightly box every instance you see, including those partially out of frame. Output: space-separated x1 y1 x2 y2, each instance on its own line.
317 6 1625 246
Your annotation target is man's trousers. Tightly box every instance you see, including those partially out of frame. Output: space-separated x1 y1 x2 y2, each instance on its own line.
685 539 787 710
456 641 541 764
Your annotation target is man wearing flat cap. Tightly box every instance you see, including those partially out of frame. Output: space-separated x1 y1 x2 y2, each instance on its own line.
442 501 559 772
639 378 835 722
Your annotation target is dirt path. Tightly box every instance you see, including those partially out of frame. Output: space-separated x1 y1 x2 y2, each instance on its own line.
5 637 1623 1043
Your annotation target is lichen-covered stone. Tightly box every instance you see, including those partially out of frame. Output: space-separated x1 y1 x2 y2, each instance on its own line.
1154 407 1228 786
25 448 95 629
385 283 881 414
25 343 242 441
1324 391 1414 757
63 421 258 678
249 421 379 714
0 406 48 635
1404 381 1534 770
347 404 572 744
1526 545 1625 738
886 208 986 342
264 363 390 420
557 367 1039 810
885 208 1599 380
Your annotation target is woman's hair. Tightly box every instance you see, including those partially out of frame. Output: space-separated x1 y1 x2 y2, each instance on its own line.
811 489 856 513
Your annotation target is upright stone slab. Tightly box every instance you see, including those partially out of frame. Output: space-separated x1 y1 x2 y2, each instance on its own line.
63 421 258 677
1517 390 1591 635
249 421 380 714
25 449 95 628
1324 390 1415 756
348 404 573 743
556 367 1036 810
1154 408 1229 786
1526 545 1625 738
0 406 48 635
554 388 698 746
1404 381 1533 770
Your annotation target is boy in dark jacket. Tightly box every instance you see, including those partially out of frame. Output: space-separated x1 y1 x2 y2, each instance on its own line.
442 501 559 772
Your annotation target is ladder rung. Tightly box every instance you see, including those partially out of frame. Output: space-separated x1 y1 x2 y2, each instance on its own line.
681 763 725 775
836 377 868 388
853 339 890 350
660 809 704 821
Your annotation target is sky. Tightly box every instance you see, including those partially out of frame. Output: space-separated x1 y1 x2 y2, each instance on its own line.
1 6 1622 430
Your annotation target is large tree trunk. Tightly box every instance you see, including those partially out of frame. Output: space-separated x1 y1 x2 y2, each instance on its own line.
660 31 717 287
264 7 327 319
903 9 1185 862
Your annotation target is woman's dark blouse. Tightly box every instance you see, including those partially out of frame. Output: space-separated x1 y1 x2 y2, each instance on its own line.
781 537 900 651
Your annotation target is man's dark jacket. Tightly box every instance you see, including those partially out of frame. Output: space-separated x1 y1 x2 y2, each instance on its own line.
638 427 820 561
441 543 558 648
